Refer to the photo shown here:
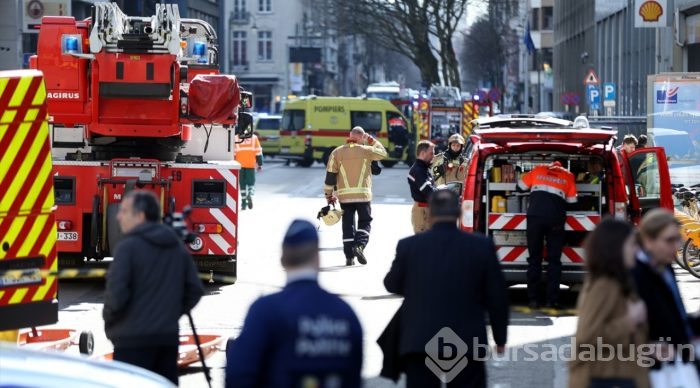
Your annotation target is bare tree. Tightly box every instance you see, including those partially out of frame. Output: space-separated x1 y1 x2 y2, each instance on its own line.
331 0 479 87
428 0 470 87
460 16 505 91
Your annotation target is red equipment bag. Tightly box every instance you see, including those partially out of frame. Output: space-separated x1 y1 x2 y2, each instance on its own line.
188 74 241 123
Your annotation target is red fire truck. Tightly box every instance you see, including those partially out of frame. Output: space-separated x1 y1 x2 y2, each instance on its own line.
30 4 252 282
456 115 673 285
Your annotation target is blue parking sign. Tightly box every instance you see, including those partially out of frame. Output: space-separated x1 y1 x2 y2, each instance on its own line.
603 82 616 107
587 85 601 104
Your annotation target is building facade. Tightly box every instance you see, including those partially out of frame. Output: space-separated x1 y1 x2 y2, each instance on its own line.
553 0 679 116
225 0 339 113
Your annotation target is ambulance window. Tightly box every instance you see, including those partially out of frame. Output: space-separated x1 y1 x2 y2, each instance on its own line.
281 110 305 131
351 111 382 134
628 152 661 198
387 111 409 146
54 177 75 205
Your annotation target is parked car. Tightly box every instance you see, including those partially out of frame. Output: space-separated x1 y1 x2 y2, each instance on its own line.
0 343 174 387
255 114 282 157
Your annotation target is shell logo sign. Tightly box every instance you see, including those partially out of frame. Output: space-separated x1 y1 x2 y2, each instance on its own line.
635 0 667 27
639 1 663 21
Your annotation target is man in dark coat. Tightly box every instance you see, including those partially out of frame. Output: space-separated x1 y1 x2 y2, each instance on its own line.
383 190 509 388
104 190 204 384
226 219 363 388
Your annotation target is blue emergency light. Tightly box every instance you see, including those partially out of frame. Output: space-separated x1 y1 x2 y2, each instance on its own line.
61 35 81 54
192 41 207 57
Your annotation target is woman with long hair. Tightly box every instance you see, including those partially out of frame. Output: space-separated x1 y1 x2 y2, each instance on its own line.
635 209 700 378
569 218 649 388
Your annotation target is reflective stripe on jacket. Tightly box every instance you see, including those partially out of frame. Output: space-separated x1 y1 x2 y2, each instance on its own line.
324 140 387 203
518 162 577 204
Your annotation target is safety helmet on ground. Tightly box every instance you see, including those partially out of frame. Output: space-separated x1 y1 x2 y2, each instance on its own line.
317 205 344 226
448 134 465 145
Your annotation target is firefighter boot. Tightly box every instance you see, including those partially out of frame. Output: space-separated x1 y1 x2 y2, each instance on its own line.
346 257 355 266
353 245 367 265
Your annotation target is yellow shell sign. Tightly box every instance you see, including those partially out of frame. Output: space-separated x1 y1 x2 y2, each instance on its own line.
635 0 666 27
639 0 663 22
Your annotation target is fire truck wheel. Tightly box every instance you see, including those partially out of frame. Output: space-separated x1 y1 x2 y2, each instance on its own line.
380 161 397 168
78 331 94 355
297 159 314 168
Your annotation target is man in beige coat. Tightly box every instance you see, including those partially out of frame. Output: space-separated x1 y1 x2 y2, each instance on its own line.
324 127 387 266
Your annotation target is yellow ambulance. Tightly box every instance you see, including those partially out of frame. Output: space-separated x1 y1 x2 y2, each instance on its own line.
278 96 415 167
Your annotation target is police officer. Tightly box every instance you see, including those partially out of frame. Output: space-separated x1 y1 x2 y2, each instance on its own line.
226 220 363 388
408 140 437 233
518 160 577 308
324 127 387 266
431 133 468 187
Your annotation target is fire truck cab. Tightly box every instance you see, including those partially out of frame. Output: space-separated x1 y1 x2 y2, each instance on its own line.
458 115 673 285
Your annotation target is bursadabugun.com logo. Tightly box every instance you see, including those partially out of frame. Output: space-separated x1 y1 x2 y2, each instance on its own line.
425 328 470 383
426 328 697 382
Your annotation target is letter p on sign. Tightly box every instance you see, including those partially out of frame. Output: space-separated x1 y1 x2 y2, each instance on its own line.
603 82 616 107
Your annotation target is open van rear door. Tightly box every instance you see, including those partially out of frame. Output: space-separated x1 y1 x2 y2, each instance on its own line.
474 128 617 147
622 147 673 222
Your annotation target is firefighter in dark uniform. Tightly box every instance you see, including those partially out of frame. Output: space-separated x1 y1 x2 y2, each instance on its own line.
407 140 437 233
518 160 577 308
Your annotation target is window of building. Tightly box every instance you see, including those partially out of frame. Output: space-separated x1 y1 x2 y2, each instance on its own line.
542 7 553 30
531 8 540 31
351 111 382 134
257 31 272 61
233 0 247 20
258 0 272 13
232 31 247 66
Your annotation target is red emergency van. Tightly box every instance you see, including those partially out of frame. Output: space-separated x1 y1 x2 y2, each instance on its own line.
457 115 673 285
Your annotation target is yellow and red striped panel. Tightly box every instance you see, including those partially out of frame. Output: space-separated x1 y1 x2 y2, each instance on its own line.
462 101 477 137
0 70 58 314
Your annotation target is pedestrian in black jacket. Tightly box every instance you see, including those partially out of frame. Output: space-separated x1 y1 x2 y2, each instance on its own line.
104 190 204 384
634 209 700 372
383 189 509 388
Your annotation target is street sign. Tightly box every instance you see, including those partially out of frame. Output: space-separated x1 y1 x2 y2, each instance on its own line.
634 0 667 28
560 93 571 106
584 69 600 85
488 87 501 102
590 103 601 111
603 82 616 107
587 85 601 105
571 94 581 105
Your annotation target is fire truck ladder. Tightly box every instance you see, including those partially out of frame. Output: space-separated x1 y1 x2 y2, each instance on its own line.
88 3 182 55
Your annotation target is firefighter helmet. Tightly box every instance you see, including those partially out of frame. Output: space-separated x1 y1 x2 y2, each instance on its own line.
317 205 344 226
448 134 465 145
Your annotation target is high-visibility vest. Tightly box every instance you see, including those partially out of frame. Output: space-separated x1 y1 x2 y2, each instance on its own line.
235 135 263 168
518 162 578 204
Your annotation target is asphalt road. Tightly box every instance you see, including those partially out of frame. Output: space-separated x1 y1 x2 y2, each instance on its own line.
53 158 700 388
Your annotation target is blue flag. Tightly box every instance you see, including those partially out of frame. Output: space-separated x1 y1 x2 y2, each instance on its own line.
523 22 536 54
